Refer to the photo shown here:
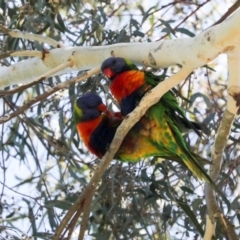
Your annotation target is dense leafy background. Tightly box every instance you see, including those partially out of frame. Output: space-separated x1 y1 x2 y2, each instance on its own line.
0 0 239 239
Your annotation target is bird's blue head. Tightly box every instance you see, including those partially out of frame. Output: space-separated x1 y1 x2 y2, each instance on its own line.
74 93 106 122
101 57 137 80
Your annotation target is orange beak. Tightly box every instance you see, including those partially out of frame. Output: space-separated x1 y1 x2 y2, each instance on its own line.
98 103 107 113
103 68 115 79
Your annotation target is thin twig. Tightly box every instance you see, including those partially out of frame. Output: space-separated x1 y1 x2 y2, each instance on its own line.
158 0 211 41
66 207 84 240
0 180 41 203
78 191 94 240
0 50 42 60
0 24 65 48
210 0 240 27
3 98 53 199
217 212 238 240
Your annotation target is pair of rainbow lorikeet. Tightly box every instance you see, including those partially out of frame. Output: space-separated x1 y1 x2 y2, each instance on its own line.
74 57 226 199
74 57 207 176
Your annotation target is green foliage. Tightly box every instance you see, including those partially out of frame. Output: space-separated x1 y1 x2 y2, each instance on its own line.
0 0 239 239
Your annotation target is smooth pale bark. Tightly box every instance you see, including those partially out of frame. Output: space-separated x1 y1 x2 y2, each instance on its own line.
0 8 240 90
203 51 240 240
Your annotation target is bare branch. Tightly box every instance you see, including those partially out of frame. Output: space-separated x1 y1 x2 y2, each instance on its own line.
204 51 240 239
1 8 240 88
66 208 83 240
0 24 65 48
159 0 211 40
0 50 42 60
211 0 240 27
78 192 94 240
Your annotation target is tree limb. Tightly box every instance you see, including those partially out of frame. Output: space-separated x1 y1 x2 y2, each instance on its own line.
210 0 240 27
204 50 240 239
0 24 65 48
1 7 240 88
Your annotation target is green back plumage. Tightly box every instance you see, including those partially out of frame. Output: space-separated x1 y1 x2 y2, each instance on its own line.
142 73 207 176
125 59 139 70
136 89 228 207
103 58 229 207
143 71 203 136
138 71 229 207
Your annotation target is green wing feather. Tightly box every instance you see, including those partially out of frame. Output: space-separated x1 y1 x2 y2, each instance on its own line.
119 61 229 208
144 72 203 136
148 101 229 208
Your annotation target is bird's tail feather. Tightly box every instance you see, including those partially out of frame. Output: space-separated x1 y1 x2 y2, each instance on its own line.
183 152 230 212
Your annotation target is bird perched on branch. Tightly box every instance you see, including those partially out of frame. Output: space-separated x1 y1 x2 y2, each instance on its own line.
101 57 203 135
101 57 211 181
74 92 229 207
74 92 209 164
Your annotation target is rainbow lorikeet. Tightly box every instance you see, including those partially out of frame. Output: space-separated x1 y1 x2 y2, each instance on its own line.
100 57 212 182
74 92 210 164
101 57 203 134
74 93 229 207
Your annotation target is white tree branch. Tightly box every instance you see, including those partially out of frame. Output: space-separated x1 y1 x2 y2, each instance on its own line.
0 50 42 59
1 8 240 88
227 51 240 114
204 50 240 240
204 215 215 240
0 25 65 48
